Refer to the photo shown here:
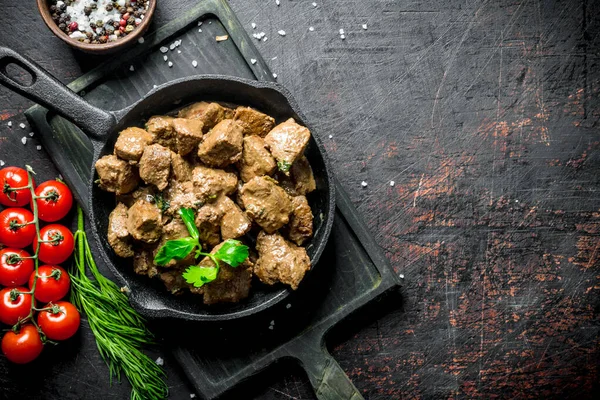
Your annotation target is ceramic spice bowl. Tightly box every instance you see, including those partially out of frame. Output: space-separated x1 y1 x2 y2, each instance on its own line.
37 0 156 55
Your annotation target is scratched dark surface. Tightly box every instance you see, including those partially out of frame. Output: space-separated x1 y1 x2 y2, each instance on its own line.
1 0 599 399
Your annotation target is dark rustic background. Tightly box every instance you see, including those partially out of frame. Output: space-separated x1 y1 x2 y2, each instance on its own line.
1 0 599 399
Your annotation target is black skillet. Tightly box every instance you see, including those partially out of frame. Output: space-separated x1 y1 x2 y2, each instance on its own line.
0 47 336 321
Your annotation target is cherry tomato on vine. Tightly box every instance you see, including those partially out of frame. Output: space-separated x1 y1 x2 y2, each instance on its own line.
0 248 34 287
1 324 43 364
29 265 70 303
37 301 80 341
0 208 36 248
0 167 34 207
33 180 73 222
0 287 33 326
33 225 74 265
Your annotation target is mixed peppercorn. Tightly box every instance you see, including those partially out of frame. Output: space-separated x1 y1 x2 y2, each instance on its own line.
48 0 149 44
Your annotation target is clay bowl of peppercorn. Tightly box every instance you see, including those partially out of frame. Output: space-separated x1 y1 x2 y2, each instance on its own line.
38 0 156 55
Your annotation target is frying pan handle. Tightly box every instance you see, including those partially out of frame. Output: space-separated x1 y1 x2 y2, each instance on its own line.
0 47 114 141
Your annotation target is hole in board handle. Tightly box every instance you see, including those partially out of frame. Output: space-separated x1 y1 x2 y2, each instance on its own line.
0 58 36 87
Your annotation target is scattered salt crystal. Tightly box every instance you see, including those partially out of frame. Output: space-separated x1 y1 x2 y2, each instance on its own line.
163 55 168 61
198 29 202 32
272 73 277 78
197 21 202 26
250 58 257 65
362 24 368 30
36 145 42 151
138 37 145 44
190 395 196 399
129 65 135 72
28 132 34 137
361 181 368 187
272 56 277 60
312 2 317 7
309 26 314 32
340 34 346 40
209 21 212 24
177 50 181 54
268 325 274 330
21 137 27 145
262 36 268 42
339 29 345 34
276 0 280 5
169 43 176 50
286 303 291 309
328 135 333 139
192 60 198 68
155 357 164 366
278 30 286 36
168 61 173 67
399 274 405 279
390 181 395 187
270 320 275 325
7 122 11 127
0 161 4 167
19 123 26 129
251 23 256 29
160 46 168 53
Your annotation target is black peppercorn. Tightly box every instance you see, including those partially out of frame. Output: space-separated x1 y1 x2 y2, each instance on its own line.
106 4 113 11
127 17 134 25
58 22 66 30
59 3 66 11
58 17 65 24
86 31 93 38
84 6 92 15
126 6 134 13
133 11 140 18
49 5 57 12
119 7 126 14
112 21 119 28
99 36 107 44
89 22 96 28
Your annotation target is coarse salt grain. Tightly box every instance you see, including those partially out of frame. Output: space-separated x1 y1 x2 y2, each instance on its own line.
197 21 202 26
168 61 173 67
309 26 314 31
36 145 42 151
192 60 198 67
390 181 395 186
273 73 277 78
272 56 278 60
270 320 275 325
328 135 333 139
177 50 181 54
340 34 346 40
198 29 202 32
268 325 274 330
286 303 291 309
160 46 168 53
399 274 405 279
0 161 4 166
263 36 268 41
251 23 256 29
339 29 345 34
190 395 196 399
138 37 145 44
129 65 135 72
276 0 280 5
169 43 176 50
19 123 26 129
163 55 168 61
155 357 164 366
250 59 257 65
362 24 368 30
312 2 317 7
28 132 34 137
7 122 11 127
361 181 368 187
21 137 27 145
278 30 286 36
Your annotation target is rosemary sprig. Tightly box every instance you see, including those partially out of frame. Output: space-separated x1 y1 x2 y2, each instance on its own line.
70 206 168 400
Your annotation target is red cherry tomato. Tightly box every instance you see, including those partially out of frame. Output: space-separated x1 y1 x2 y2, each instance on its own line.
0 208 36 248
33 225 74 265
0 287 33 326
0 167 34 207
29 265 70 303
0 248 34 286
33 180 73 222
37 301 80 341
1 324 43 364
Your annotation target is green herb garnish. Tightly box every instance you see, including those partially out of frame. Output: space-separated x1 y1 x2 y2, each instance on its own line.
154 207 249 288
153 193 170 214
277 160 292 173
71 206 168 400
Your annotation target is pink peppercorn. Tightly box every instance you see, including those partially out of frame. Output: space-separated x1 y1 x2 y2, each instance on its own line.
68 22 78 32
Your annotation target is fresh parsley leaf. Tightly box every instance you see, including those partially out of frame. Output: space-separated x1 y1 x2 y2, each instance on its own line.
153 193 170 214
154 237 198 266
277 160 292 173
213 239 249 267
183 265 219 288
178 207 199 240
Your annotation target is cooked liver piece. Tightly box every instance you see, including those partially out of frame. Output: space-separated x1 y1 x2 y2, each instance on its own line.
171 118 204 156
197 242 253 304
145 115 176 150
239 135 276 182
133 250 159 278
139 144 171 190
192 165 238 201
290 155 317 194
164 180 199 216
95 155 139 194
240 176 292 233
177 102 228 131
286 196 314 245
126 200 162 243
107 203 134 258
194 199 224 248
219 196 252 240
159 269 188 295
116 186 156 207
170 152 193 181
197 119 244 168
233 106 276 137
114 127 154 162
264 118 311 171
254 231 310 290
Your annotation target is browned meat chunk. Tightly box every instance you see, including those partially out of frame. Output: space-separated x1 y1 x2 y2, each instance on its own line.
195 200 224 249
163 180 199 216
116 186 156 207
159 269 188 295
197 242 253 304
154 218 195 268
145 115 175 149
170 152 193 181
233 106 275 137
254 231 310 290
114 127 154 162
192 166 238 202
286 196 313 245
177 102 228 131
171 118 204 156
197 119 243 168
107 203 134 258
239 176 292 233
290 156 316 194
133 250 159 278
264 118 310 173
139 144 171 190
95 155 139 194
219 196 252 240
126 200 162 243
239 136 276 182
